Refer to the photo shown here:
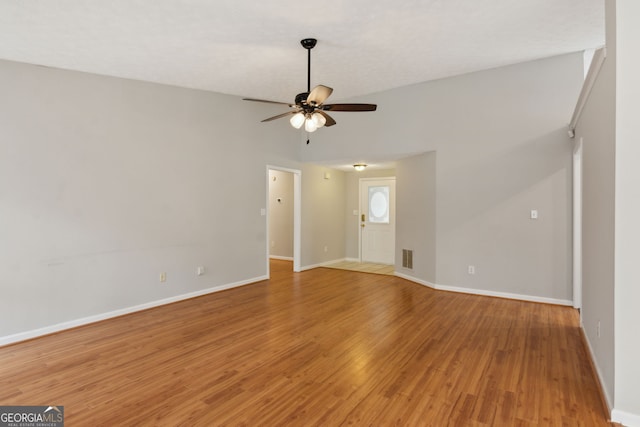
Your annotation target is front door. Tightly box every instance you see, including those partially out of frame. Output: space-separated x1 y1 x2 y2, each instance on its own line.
360 178 396 264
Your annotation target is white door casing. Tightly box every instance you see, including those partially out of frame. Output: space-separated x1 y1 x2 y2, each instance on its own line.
573 139 583 311
266 166 301 274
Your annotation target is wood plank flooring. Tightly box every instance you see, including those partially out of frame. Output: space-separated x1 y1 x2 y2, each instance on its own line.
323 260 395 275
0 260 612 426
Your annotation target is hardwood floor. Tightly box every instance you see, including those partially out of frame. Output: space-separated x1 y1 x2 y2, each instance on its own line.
0 260 612 426
323 260 395 275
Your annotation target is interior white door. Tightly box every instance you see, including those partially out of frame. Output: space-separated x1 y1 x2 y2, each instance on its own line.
360 178 396 264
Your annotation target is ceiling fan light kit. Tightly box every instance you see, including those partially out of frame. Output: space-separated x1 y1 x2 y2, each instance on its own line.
290 111 327 133
243 38 377 134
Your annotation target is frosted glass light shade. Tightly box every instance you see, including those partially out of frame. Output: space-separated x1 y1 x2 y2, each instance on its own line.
290 112 305 129
311 112 326 128
305 117 318 133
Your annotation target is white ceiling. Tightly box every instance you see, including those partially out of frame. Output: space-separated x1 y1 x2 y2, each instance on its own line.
0 1 604 104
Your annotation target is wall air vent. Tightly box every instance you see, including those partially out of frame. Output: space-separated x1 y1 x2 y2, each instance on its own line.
402 249 413 269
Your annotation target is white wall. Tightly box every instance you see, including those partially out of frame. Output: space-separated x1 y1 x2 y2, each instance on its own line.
300 164 346 268
395 152 436 283
613 0 640 422
573 40 616 409
268 170 294 258
573 2 640 423
0 59 300 339
302 53 583 302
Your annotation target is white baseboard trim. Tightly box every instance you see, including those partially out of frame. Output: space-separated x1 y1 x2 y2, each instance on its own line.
394 273 573 306
344 257 360 262
580 324 614 416
299 258 347 272
436 283 573 306
269 255 294 261
612 409 640 427
0 275 267 347
579 325 640 427
394 272 437 289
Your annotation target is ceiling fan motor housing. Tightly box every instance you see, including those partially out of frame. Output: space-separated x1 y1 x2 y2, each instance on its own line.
295 92 310 106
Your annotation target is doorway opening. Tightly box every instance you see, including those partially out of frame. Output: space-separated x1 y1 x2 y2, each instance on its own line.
267 166 301 276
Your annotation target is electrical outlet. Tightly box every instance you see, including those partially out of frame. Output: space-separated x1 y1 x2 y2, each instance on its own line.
530 209 538 219
468 265 475 275
597 320 601 338
324 246 328 253
196 266 205 276
159 272 167 282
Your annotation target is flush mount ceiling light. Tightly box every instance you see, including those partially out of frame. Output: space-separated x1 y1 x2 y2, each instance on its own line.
244 38 377 133
353 164 367 171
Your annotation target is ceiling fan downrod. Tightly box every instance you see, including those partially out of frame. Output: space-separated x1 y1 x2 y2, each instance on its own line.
300 38 317 93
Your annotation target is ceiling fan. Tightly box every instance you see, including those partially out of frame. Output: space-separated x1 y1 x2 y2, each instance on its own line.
243 38 377 133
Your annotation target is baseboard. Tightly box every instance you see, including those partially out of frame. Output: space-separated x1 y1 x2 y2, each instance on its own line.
612 409 640 427
394 272 436 289
269 255 293 261
582 325 640 426
394 273 573 306
579 326 614 419
299 258 347 272
435 283 573 306
345 257 360 262
0 275 268 347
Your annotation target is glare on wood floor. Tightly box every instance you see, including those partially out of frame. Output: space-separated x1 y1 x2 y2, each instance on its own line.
323 260 394 275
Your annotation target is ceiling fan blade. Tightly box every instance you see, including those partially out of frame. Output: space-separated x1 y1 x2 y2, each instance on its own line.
322 103 377 112
317 111 336 127
261 111 297 122
307 85 333 106
244 98 294 107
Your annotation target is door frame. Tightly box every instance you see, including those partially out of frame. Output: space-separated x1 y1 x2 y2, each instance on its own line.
573 138 583 312
266 165 302 275
358 176 396 263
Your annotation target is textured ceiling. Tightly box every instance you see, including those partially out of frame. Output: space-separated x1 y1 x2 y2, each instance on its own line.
0 0 604 103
